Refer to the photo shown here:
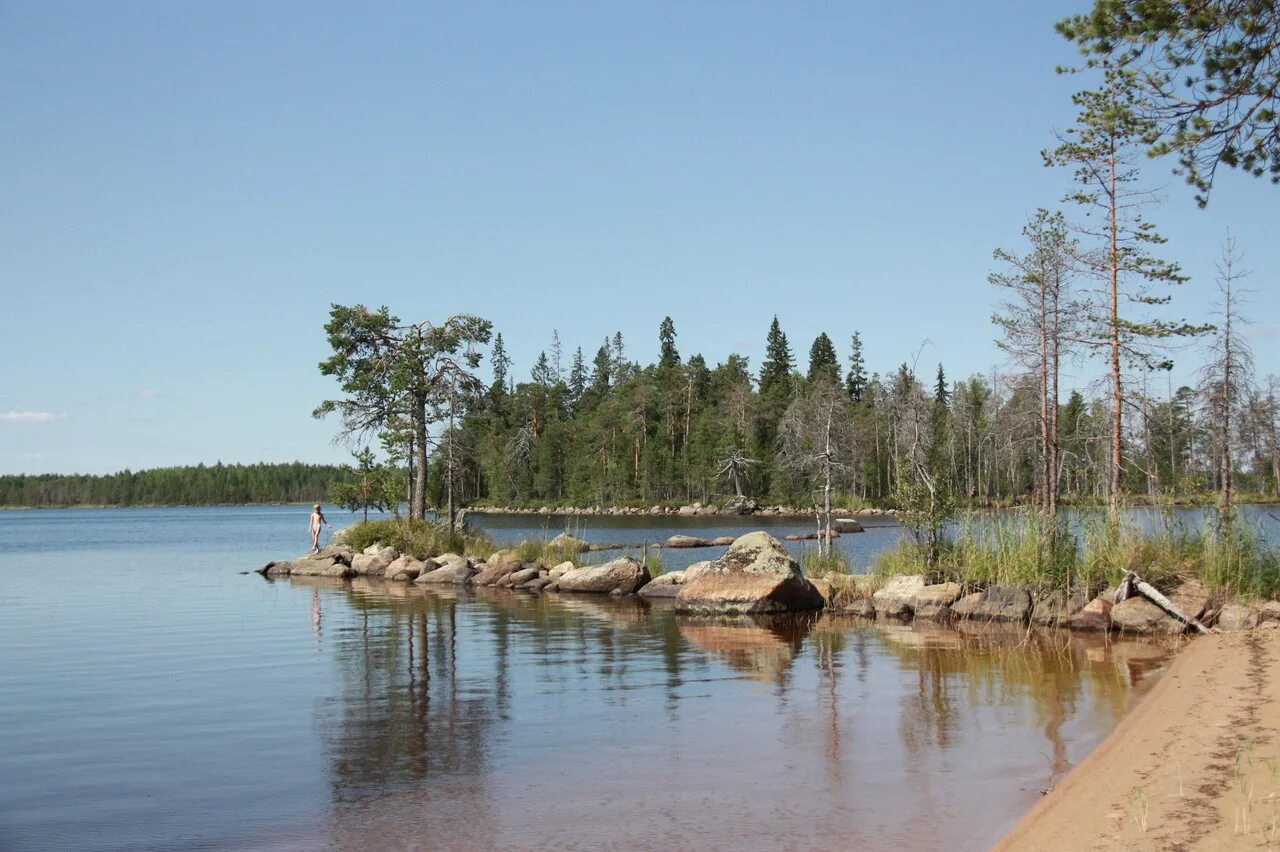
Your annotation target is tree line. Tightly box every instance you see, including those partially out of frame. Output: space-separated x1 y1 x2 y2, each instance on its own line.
0 462 348 508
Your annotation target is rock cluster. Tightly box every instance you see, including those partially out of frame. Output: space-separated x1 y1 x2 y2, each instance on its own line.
823 572 1277 635
257 532 829 614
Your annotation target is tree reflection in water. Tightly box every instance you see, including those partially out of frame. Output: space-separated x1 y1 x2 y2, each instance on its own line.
284 578 1173 850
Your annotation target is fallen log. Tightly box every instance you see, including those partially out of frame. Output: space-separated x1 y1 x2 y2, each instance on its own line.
1114 571 1212 635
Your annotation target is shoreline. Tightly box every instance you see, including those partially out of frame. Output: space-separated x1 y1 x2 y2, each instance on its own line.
997 629 1280 850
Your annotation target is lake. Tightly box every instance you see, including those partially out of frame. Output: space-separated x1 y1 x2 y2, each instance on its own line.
0 506 1195 850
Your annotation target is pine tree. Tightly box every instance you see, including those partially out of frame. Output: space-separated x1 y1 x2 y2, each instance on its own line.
1046 63 1210 520
807 332 840 384
846 331 867 402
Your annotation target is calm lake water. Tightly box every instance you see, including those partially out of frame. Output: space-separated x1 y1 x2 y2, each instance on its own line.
0 506 1206 850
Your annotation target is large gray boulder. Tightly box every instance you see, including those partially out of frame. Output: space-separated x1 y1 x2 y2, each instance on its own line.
674 531 824 615
556 557 650 594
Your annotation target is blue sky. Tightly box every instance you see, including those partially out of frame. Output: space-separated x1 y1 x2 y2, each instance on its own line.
2 1 1275 475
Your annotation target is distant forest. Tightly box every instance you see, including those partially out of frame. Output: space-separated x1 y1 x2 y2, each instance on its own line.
0 462 347 508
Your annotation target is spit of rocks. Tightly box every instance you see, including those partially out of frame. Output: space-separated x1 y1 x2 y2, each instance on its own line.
255 530 1273 634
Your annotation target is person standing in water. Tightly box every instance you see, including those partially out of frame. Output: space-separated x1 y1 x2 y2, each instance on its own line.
309 504 331 552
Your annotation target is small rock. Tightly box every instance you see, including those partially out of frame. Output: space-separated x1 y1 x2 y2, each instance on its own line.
1067 597 1113 631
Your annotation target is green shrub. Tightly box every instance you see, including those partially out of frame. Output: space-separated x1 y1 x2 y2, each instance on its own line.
802 546 852 576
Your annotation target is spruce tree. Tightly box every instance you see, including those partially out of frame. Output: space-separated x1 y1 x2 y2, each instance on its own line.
568 347 587 405
845 331 867 402
490 332 511 395
590 342 611 394
807 332 839 384
759 316 794 399
658 316 680 371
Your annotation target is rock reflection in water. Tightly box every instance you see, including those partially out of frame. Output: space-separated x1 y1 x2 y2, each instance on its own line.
282 579 1173 851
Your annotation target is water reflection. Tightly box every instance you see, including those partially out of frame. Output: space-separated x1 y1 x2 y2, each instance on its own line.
286 578 1175 850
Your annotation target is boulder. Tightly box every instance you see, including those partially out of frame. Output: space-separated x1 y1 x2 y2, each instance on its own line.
1260 601 1280 624
711 536 735 546
638 578 681 599
523 577 553 592
872 575 927 618
950 586 1032 622
784 535 802 542
677 505 698 516
351 551 396 577
1067 596 1113 631
549 533 590 553
500 567 540 588
288 551 355 577
664 535 711 548
833 518 865 533
259 559 292 577
1111 579 1211 634
1216 603 1261 632
556 557 650 594
719 496 759 515
416 556 474 585
471 559 521 587
915 603 954 621
674 531 824 615
911 582 962 610
1030 584 1098 626
683 561 716 582
548 561 576 580
839 598 877 618
385 555 426 581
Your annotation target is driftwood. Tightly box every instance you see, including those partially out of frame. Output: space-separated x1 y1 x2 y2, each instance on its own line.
1114 571 1212 635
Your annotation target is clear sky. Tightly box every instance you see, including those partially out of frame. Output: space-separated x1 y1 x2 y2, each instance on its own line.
2 1 1275 475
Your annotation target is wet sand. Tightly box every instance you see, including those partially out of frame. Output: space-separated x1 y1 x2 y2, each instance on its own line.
998 628 1280 851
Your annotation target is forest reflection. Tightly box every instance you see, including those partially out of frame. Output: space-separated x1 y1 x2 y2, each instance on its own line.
282 577 1176 849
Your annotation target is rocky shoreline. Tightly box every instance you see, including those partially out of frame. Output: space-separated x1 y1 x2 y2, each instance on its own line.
463 499 898 519
256 529 1273 634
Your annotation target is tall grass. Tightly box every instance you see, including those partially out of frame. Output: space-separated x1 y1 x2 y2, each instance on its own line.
870 507 1280 598
342 518 494 560
801 545 852 576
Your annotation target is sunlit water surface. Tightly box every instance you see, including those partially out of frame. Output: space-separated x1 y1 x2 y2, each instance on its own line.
0 506 1205 850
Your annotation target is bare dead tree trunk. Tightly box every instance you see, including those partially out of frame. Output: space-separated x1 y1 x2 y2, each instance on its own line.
412 401 428 520
1107 141 1123 524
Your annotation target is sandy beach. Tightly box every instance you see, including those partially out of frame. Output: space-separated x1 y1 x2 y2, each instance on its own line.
998 627 1280 850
